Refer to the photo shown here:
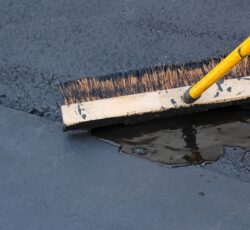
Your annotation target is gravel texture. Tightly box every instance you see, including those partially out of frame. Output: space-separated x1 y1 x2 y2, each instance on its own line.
0 3 250 223
205 146 250 183
0 0 250 120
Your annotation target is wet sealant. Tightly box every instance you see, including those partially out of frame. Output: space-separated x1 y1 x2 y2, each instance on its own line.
92 107 250 166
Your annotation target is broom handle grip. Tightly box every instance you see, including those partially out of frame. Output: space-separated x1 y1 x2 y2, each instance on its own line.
183 36 250 103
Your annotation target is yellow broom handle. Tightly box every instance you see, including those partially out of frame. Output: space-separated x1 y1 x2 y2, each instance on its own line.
183 36 250 103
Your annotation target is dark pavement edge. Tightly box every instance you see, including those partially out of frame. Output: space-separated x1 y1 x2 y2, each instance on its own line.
0 105 249 230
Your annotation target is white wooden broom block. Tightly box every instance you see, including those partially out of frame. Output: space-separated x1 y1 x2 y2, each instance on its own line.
61 76 250 129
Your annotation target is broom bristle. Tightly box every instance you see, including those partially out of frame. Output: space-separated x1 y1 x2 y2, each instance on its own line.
61 57 250 105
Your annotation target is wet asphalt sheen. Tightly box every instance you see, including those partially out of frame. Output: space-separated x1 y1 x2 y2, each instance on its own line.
0 0 250 229
92 108 250 173
0 106 250 230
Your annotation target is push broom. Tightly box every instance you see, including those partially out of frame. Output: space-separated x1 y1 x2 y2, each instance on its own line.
60 36 250 131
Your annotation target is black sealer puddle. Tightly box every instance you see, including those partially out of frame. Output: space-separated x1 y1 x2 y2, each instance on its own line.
91 107 250 166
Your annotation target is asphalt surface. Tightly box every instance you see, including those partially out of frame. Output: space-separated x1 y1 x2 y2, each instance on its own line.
0 0 250 120
1 0 250 229
0 106 250 230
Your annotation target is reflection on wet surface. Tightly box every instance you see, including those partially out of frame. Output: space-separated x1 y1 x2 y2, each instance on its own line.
91 107 250 166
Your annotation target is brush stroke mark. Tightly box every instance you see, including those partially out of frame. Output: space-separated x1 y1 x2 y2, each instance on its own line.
78 104 82 115
171 99 177 106
216 79 224 92
77 103 86 119
214 91 220 98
